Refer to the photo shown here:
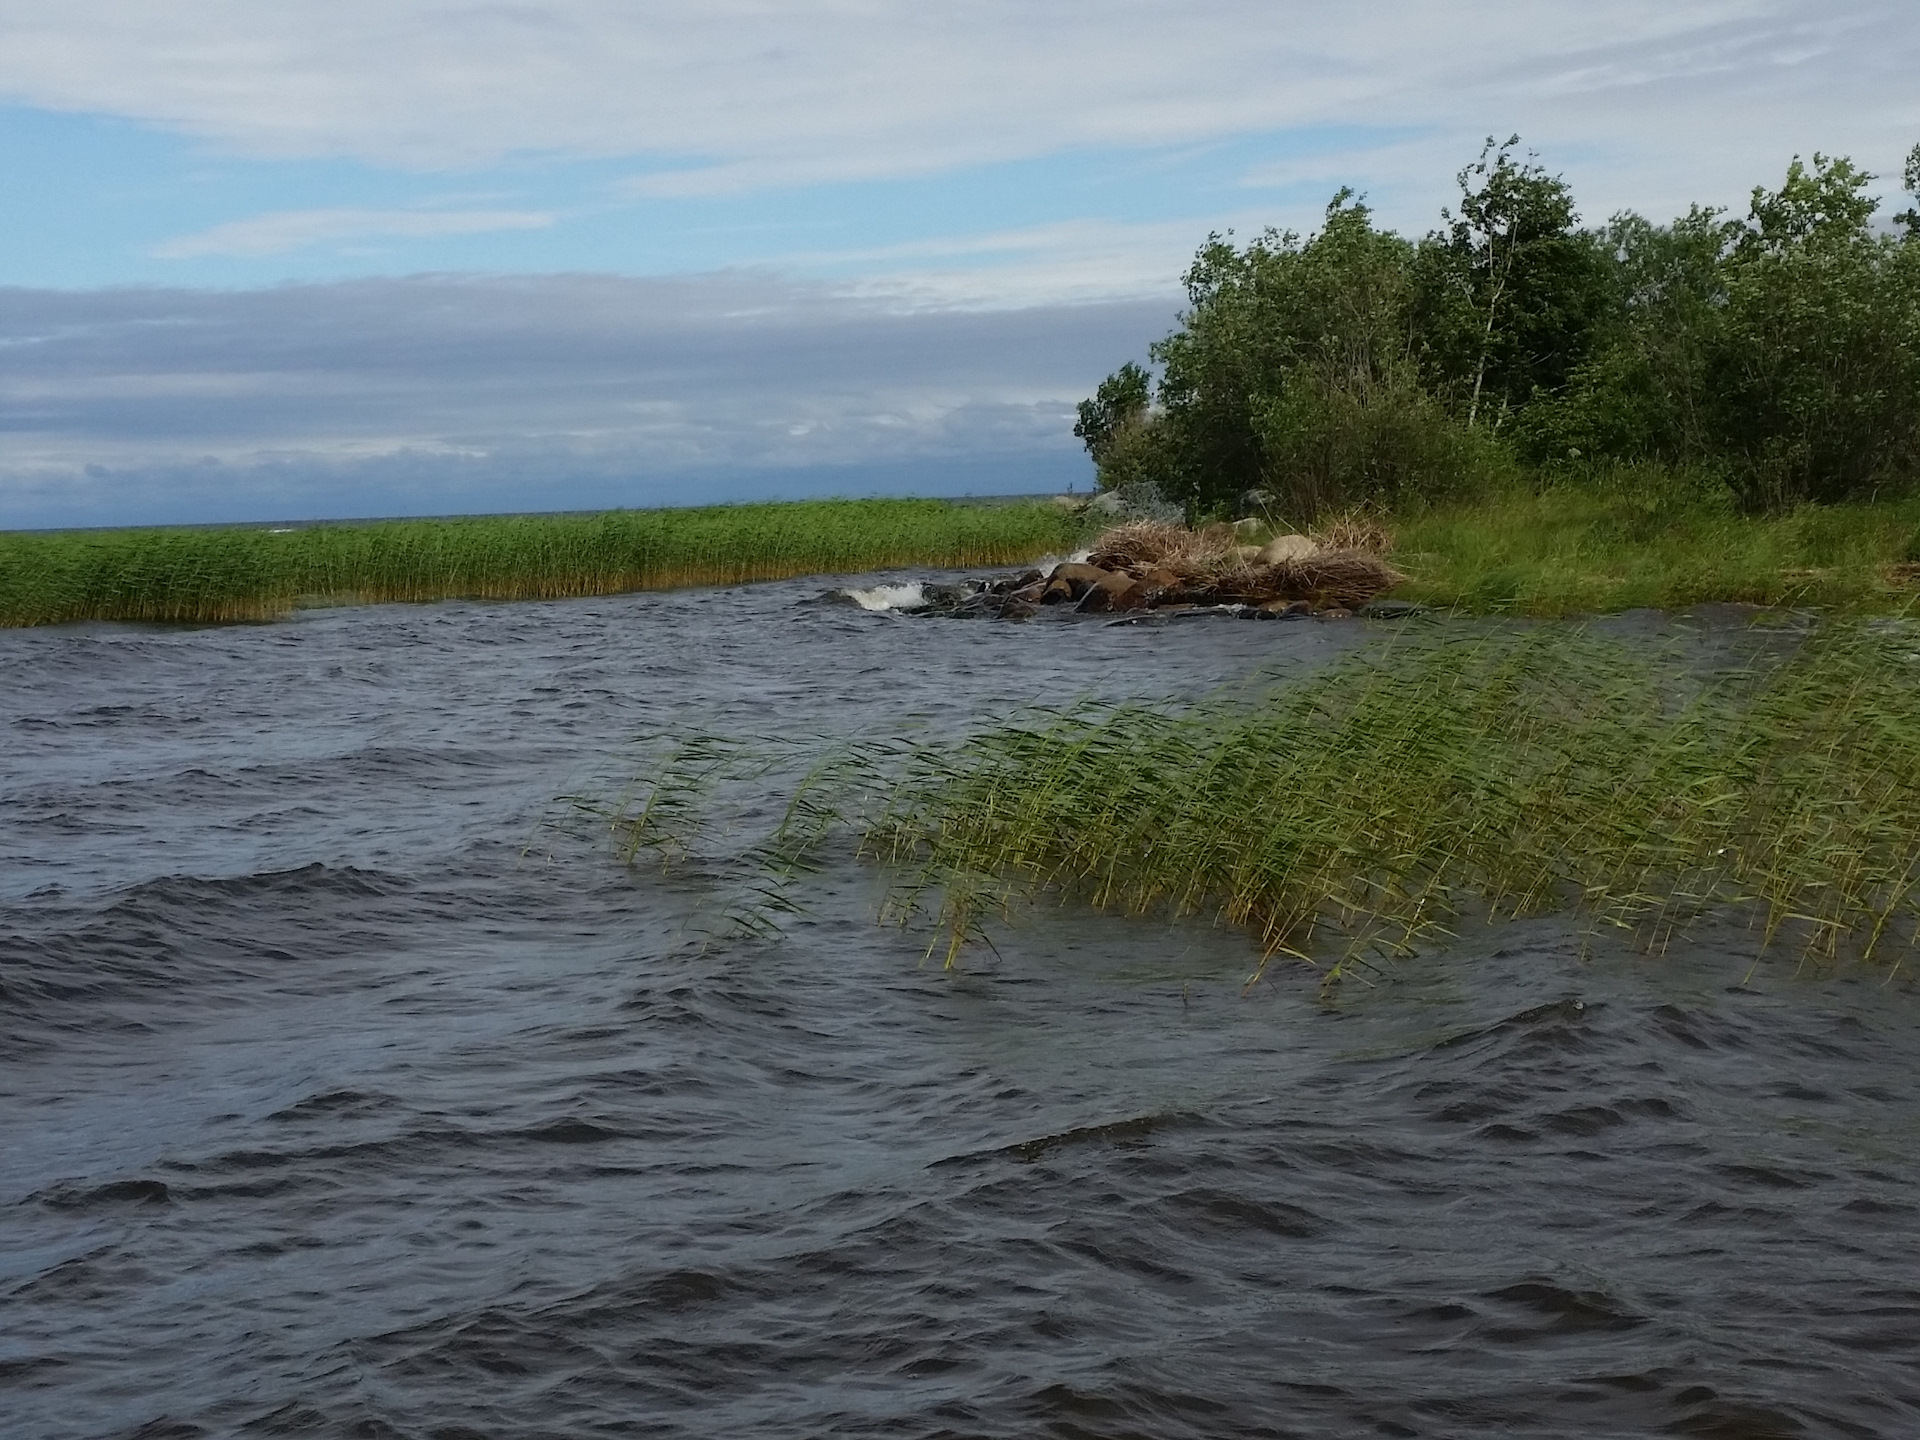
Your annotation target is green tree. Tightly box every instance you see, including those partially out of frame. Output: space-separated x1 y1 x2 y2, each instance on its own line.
1073 361 1152 465
1514 205 1739 466
1145 190 1474 514
1709 153 1920 506
1896 142 1920 239
1414 137 1612 431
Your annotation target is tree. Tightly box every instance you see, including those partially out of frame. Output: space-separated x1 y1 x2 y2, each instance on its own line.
1415 137 1612 431
1073 361 1152 465
1710 154 1920 506
1737 151 1879 257
1897 142 1920 239
1513 205 1739 467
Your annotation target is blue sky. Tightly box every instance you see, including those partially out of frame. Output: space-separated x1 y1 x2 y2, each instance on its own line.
2 0 1916 526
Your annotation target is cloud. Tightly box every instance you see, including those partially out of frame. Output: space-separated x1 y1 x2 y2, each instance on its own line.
151 207 557 258
0 273 1172 526
0 1 1912 223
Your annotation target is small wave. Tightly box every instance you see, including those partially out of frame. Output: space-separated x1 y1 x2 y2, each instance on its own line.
35 1177 173 1211
840 582 930 612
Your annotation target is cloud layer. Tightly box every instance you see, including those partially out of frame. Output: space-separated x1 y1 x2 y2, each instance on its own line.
2 1 1914 221
0 274 1171 527
2 3 1915 525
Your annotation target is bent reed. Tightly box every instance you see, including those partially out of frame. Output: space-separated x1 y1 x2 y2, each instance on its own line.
0 498 1088 627
584 621 1920 982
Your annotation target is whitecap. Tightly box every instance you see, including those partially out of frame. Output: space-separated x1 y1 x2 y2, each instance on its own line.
840 582 929 612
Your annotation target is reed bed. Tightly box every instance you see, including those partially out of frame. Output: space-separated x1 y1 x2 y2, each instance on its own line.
585 621 1920 981
0 499 1089 627
1390 483 1920 616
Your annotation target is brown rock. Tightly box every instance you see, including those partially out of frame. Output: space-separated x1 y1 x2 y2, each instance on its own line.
1046 561 1112 600
1076 571 1149 613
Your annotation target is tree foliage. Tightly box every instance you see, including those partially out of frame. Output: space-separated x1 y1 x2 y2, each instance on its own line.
1080 140 1920 516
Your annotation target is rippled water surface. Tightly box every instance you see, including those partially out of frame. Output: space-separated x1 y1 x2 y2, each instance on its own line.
3 578 1918 1440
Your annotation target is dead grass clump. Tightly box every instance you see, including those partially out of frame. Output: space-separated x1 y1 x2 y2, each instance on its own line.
1087 520 1235 572
1083 519 1404 608
1311 514 1394 555
1259 550 1408 609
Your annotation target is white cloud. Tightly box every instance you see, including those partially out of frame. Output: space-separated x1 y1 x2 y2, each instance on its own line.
0 1 1912 225
152 207 556 259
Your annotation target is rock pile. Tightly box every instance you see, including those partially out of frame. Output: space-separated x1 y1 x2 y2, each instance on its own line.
915 519 1406 621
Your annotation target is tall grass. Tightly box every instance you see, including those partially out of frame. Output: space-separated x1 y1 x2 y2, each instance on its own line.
0 499 1089 627
1387 471 1920 616
585 621 1920 982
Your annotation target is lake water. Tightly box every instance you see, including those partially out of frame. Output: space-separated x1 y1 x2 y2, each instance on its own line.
3 577 1917 1439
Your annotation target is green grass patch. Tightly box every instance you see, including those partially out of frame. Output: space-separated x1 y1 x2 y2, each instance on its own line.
0 498 1091 628
1387 475 1920 616
582 621 1920 983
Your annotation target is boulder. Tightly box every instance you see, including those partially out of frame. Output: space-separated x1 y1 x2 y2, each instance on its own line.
1075 571 1149 613
1257 533 1319 566
986 568 1044 593
1046 561 1115 600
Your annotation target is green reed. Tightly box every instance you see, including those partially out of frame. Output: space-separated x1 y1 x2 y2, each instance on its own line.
0 499 1089 627
583 620 1920 981
1388 478 1920 617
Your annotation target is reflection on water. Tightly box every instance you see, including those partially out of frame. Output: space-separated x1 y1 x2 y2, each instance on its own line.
1 580 1916 1439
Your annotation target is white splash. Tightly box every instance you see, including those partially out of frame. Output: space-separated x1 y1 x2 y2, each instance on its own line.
1035 548 1092 568
841 581 929 611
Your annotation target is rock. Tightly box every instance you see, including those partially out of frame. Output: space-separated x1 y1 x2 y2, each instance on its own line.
1137 565 1183 592
1039 577 1075 604
1258 598 1311 616
1085 490 1129 517
1075 571 1148 613
1257 533 1318 566
1046 561 1114 600
986 568 1044 593
1232 544 1265 563
1320 607 1354 620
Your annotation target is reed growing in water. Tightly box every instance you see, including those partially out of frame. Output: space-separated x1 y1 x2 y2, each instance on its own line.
585 620 1920 982
0 498 1089 627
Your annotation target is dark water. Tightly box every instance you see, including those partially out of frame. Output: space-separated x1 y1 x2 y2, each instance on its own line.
3 579 1917 1440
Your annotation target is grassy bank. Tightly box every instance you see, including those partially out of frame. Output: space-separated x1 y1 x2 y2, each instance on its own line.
0 498 1089 627
1381 480 1920 617
588 622 1920 981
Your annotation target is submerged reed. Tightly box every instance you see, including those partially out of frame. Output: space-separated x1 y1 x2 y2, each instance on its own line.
582 620 1920 981
0 499 1089 627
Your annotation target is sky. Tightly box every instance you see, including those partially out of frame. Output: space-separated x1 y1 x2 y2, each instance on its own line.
2 1 1916 528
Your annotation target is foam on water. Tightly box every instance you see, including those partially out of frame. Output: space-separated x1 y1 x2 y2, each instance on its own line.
840 581 929 611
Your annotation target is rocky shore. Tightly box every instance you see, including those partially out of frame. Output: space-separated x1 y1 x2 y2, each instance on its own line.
869 518 1409 622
